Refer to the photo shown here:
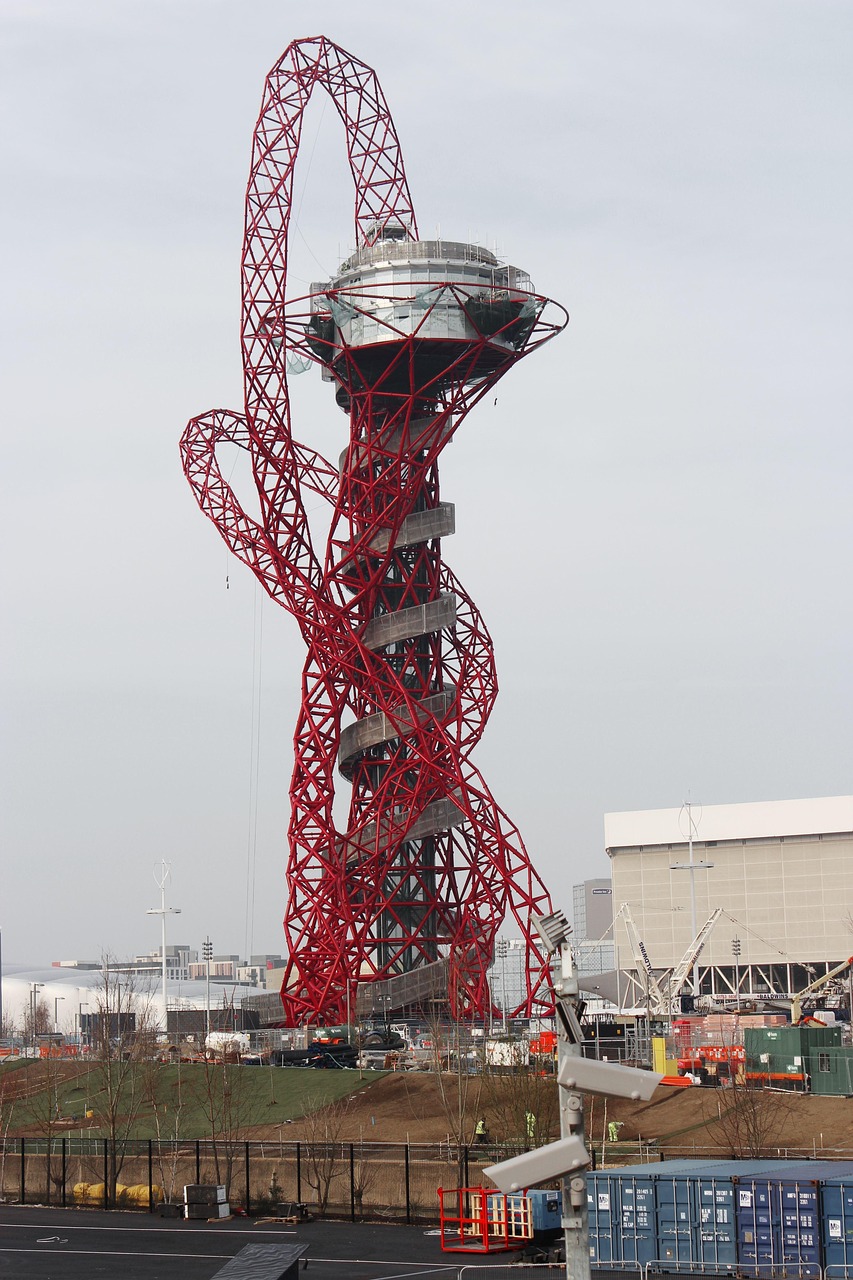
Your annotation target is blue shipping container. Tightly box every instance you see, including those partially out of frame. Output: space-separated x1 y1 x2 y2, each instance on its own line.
588 1158 837 1272
733 1162 853 1278
586 1169 657 1264
821 1172 853 1272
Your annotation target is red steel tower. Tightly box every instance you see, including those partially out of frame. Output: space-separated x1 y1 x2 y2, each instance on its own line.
181 37 568 1026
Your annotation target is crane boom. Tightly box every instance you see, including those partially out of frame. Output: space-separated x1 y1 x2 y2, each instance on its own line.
667 908 723 1012
616 903 668 1013
791 955 853 1023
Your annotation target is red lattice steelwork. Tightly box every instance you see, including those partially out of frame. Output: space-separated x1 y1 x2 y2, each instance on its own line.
181 36 568 1025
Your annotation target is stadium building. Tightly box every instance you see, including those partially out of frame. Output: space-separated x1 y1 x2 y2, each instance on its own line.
605 795 853 1009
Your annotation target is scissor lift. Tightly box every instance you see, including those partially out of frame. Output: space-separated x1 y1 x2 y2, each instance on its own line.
437 1186 533 1253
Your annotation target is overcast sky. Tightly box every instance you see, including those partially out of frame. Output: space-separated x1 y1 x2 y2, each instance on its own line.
1 0 851 969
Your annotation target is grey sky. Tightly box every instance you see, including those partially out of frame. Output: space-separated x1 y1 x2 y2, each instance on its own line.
1 1 851 968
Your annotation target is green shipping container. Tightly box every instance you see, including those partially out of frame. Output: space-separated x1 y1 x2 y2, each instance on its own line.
745 1025 842 1090
809 1045 853 1096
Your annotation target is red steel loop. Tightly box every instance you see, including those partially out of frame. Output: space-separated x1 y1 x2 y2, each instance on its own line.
181 36 568 1025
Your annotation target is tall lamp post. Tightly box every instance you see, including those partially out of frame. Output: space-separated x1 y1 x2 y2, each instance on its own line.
203 937 213 1042
495 939 509 1032
146 861 181 1034
30 983 43 1053
732 937 742 1005
78 998 89 1049
671 801 714 1003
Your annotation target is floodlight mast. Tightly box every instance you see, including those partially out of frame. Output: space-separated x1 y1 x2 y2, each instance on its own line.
181 36 568 1026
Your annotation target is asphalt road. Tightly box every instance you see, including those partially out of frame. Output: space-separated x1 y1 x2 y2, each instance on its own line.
0 1206 508 1280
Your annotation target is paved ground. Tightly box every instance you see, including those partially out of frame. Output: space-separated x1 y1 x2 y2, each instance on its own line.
0 1206 517 1280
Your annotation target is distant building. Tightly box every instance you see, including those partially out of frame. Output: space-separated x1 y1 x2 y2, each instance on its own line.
188 959 237 982
572 879 615 978
605 795 853 1005
487 939 528 1019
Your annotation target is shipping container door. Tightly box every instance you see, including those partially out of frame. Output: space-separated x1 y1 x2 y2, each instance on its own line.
655 1175 695 1265
821 1177 853 1272
618 1179 657 1264
736 1181 777 1275
696 1177 738 1269
587 1175 614 1264
778 1180 821 1276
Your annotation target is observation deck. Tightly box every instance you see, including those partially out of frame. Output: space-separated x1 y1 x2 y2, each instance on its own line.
306 239 543 406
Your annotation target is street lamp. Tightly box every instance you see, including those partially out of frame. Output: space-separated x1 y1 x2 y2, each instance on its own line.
30 983 43 1052
78 1000 89 1048
146 861 181 1033
495 939 509 1032
732 937 742 1005
203 937 213 1042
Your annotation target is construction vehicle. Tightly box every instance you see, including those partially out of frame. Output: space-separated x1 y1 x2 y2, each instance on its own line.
790 955 853 1024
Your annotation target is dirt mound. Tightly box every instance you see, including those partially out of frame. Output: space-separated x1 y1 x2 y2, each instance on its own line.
251 1074 853 1157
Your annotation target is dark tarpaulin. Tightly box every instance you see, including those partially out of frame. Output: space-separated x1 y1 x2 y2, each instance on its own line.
209 1243 308 1280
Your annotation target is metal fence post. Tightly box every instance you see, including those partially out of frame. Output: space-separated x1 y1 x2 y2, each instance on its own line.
245 1141 250 1216
404 1143 411 1224
296 1141 301 1202
20 1137 25 1205
103 1139 109 1209
349 1143 355 1221
62 1137 67 1207
148 1139 154 1214
195 1138 200 1184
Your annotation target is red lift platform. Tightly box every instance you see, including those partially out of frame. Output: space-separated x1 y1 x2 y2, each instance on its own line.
437 1187 534 1253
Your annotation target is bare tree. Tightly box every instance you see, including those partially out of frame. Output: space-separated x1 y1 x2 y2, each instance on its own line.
0 1071 17 1200
82 957 158 1204
188 1048 258 1197
479 1043 559 1149
142 1057 184 1204
421 1015 484 1148
300 1093 353 1216
714 1080 796 1158
27 1053 70 1202
21 998 51 1043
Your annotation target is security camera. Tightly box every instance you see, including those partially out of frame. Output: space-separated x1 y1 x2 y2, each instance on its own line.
483 1135 590 1194
557 1055 662 1101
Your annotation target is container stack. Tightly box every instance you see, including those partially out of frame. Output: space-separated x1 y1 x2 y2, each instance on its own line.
587 1159 853 1273
183 1184 229 1220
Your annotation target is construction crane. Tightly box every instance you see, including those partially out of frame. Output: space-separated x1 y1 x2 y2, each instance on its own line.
791 955 853 1024
616 903 722 1016
617 903 668 1013
667 908 723 1013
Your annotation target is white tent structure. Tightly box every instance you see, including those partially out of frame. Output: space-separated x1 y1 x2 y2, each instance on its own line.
1 965 259 1038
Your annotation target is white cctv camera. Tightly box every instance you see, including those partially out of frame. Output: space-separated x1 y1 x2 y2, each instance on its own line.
557 1055 662 1101
483 1135 590 1194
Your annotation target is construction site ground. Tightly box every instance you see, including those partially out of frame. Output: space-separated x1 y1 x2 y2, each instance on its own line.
4 1060 853 1158
254 1071 853 1160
